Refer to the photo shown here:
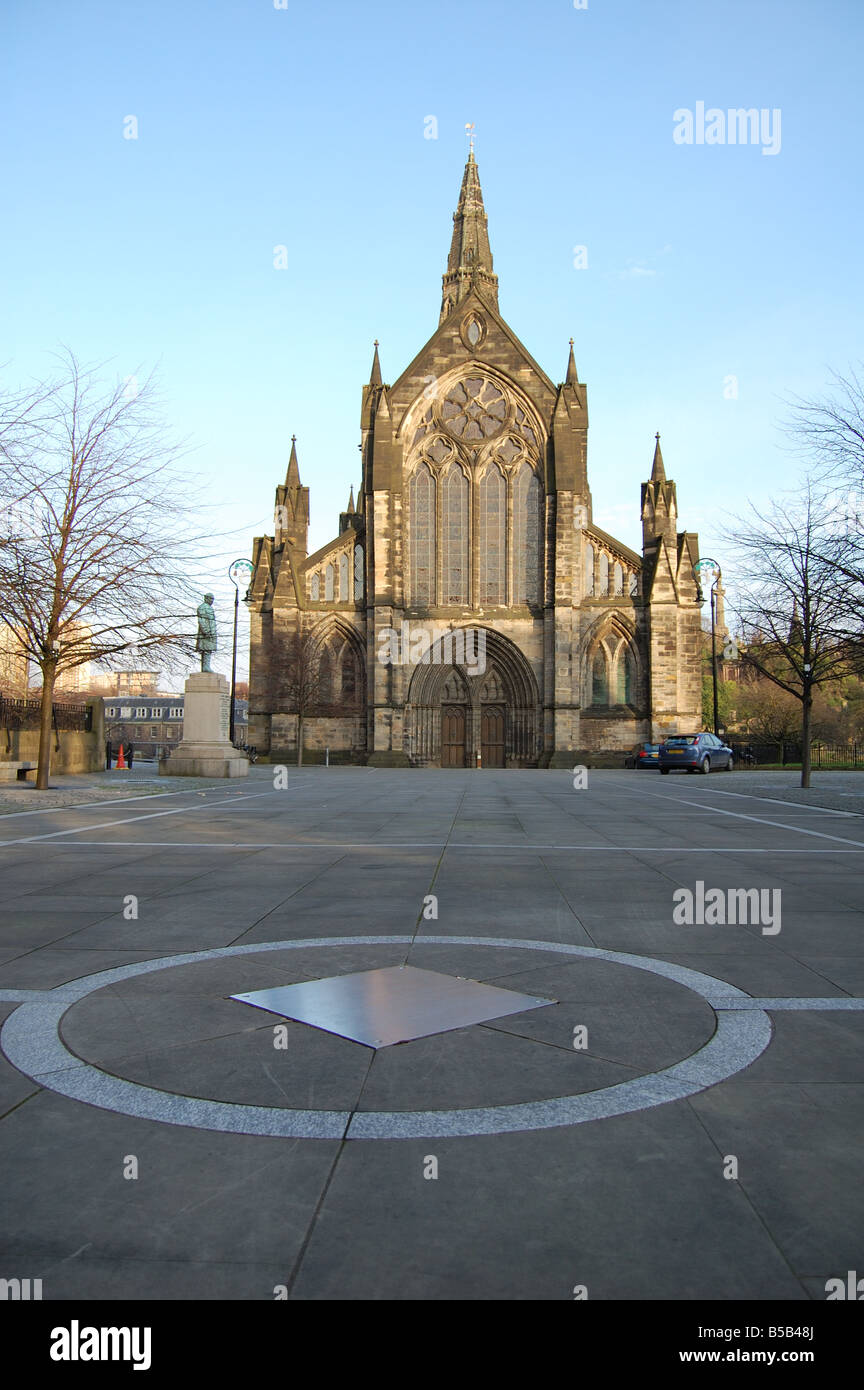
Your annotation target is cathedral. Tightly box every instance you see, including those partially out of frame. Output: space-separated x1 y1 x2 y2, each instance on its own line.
247 151 703 767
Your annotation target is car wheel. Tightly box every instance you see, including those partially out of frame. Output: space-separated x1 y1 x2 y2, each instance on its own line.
660 767 670 775
700 757 711 774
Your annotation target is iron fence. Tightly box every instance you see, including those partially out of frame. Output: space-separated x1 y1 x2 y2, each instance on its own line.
0 696 92 733
728 740 864 768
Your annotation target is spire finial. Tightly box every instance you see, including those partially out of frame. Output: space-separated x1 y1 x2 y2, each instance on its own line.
651 432 666 484
465 122 475 157
369 340 382 388
286 435 301 487
440 141 498 323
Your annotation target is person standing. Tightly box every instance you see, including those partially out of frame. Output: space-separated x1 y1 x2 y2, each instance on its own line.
126 741 134 769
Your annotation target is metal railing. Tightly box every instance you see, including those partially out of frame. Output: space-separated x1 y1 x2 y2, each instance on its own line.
728 740 864 768
0 696 92 733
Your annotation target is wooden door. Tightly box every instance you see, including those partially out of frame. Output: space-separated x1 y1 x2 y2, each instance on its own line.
441 706 466 767
481 705 505 767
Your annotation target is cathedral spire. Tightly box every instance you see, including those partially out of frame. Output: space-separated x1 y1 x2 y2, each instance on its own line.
346 485 355 514
439 148 499 323
651 432 666 483
566 339 578 386
285 435 301 487
369 340 382 387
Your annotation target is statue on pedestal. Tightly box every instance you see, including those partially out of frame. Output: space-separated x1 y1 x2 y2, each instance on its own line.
196 594 217 672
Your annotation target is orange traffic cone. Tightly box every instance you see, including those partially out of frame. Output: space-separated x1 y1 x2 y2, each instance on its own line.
116 744 127 770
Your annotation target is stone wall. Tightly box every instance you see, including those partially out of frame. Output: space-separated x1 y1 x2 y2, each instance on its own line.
1 700 105 774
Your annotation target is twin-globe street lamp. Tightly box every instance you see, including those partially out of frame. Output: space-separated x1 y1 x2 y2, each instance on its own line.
693 557 723 739
228 559 255 745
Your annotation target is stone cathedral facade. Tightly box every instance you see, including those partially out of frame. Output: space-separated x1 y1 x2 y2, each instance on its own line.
247 152 702 766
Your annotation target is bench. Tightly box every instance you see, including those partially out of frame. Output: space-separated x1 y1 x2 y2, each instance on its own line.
0 762 38 782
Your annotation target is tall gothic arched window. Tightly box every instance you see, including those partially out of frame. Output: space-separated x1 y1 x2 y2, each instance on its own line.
310 573 320 601
592 650 607 705
584 542 595 596
478 465 505 604
513 464 541 606
613 561 624 596
325 564 334 601
409 464 435 606
441 463 469 605
598 552 609 597
616 647 635 705
342 649 357 702
318 648 332 702
339 553 349 601
354 545 364 600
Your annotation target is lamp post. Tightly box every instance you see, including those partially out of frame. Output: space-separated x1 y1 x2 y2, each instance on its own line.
228 560 255 744
693 557 722 737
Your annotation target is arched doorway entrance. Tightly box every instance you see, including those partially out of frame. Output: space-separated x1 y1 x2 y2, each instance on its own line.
405 629 540 767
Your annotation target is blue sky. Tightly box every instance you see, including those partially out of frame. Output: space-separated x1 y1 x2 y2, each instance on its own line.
2 0 861 678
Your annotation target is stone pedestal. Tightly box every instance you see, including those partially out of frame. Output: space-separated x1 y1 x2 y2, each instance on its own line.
160 673 249 778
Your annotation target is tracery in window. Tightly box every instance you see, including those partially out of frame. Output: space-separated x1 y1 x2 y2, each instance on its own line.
513 464 541 606
440 378 507 442
409 463 435 605
613 561 623 597
478 465 505 605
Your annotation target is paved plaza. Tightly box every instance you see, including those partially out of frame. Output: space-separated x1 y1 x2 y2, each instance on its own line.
1 767 863 1301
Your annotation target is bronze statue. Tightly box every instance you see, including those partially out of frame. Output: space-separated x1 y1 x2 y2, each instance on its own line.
196 594 217 672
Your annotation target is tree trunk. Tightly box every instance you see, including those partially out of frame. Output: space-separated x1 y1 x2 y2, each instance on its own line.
36 662 58 790
297 713 303 767
801 692 813 789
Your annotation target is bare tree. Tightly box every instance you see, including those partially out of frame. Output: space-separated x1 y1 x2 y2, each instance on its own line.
785 367 864 617
280 628 330 766
727 480 863 787
0 353 206 788
786 365 864 488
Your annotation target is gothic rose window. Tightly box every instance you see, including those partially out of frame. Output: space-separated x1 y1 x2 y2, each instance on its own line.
409 463 435 605
440 377 507 442
478 465 505 605
513 463 541 606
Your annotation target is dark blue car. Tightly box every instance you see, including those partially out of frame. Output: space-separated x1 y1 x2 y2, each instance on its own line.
658 732 734 774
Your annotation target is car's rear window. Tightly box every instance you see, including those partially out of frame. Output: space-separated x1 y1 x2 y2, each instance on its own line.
665 736 698 746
